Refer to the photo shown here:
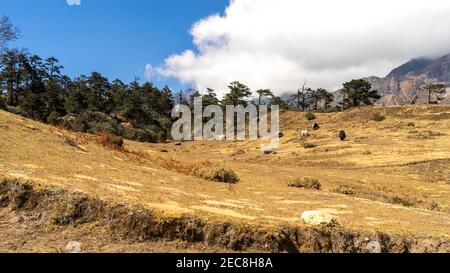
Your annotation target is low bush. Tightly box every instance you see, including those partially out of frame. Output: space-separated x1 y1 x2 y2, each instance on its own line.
97 133 124 150
303 143 317 149
391 196 414 207
334 185 356 196
371 113 386 122
47 111 61 126
6 105 26 116
288 177 321 190
61 115 88 132
122 127 157 143
89 122 119 135
193 168 240 184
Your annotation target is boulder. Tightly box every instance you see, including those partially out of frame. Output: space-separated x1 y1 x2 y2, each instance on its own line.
301 211 338 227
366 241 382 253
65 241 81 253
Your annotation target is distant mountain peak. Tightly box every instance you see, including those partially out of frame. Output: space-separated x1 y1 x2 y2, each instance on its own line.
386 57 434 78
364 53 450 105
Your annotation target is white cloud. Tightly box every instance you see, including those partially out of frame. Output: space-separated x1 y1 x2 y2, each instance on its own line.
66 0 81 6
145 64 154 80
152 0 450 97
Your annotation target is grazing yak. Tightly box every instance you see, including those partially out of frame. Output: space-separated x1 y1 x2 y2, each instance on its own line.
339 130 346 141
301 130 309 137
312 123 320 131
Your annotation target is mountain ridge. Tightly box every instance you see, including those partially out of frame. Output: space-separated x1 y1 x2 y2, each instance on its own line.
364 53 450 105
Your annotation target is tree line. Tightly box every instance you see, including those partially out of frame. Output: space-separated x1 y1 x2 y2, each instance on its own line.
1 15 383 143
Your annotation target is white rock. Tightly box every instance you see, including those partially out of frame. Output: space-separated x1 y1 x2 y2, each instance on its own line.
301 211 338 227
65 241 82 253
366 241 382 253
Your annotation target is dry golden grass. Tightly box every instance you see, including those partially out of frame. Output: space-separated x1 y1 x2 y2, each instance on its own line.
1 104 450 241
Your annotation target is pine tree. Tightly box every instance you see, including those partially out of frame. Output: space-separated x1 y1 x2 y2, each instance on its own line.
86 72 111 112
422 84 446 104
222 81 252 106
110 79 127 112
341 79 380 108
0 16 20 56
203 88 219 106
256 89 273 105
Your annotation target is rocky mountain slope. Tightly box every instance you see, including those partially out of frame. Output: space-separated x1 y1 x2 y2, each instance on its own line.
365 54 450 105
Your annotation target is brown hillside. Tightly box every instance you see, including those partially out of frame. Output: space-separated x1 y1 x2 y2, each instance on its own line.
0 105 449 252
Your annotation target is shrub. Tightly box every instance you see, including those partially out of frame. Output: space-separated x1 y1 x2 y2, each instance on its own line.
305 112 316 121
97 133 124 150
193 168 240 184
391 196 414 207
303 143 317 149
371 113 386 122
121 127 157 143
47 111 61 126
6 106 26 116
288 177 321 190
334 185 356 196
429 201 440 211
89 122 119 135
61 116 88 132
0 95 6 110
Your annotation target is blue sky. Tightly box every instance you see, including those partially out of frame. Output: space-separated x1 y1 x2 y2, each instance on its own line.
2 1 450 95
1 0 228 90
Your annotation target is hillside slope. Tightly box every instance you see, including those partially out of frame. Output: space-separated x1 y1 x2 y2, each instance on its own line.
1 105 450 252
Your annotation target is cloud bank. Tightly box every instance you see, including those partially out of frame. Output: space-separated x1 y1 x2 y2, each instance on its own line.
151 0 450 96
